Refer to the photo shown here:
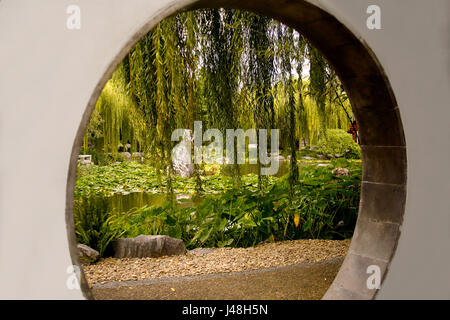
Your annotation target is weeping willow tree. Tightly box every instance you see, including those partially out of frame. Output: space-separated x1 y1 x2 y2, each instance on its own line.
199 8 245 191
83 8 354 199
85 62 147 156
126 32 157 154
295 35 308 149
271 22 303 200
184 12 203 195
246 13 274 192
309 45 328 141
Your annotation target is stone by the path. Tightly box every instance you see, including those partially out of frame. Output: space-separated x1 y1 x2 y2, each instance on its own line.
78 244 99 263
332 167 350 176
120 152 131 159
113 235 186 258
336 220 345 228
132 152 144 162
301 156 315 160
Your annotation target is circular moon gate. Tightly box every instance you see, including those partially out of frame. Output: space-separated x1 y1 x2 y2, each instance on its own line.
66 0 407 300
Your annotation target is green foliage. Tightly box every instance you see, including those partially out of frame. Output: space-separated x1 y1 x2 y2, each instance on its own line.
74 10 363 257
76 162 240 198
75 161 361 255
108 204 191 242
73 196 124 257
78 148 129 166
93 63 148 155
82 9 356 198
315 129 361 159
75 162 157 198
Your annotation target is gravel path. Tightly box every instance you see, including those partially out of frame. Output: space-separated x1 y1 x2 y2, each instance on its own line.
84 239 350 285
91 258 344 300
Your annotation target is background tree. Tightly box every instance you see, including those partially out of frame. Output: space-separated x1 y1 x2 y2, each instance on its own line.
83 8 354 198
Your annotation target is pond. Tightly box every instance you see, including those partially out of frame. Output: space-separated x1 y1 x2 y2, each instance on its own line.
77 160 319 214
221 160 291 178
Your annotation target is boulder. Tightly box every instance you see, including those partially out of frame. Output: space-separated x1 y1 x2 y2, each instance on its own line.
332 167 350 176
77 244 99 263
112 235 186 258
317 163 332 168
173 162 194 178
120 152 131 159
132 152 144 162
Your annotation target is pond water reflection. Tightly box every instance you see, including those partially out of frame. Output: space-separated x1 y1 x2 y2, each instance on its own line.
77 160 314 213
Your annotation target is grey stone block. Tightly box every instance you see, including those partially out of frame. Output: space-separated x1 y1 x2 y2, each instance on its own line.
361 145 407 185
360 182 406 224
322 285 369 300
328 252 388 299
349 217 400 262
77 244 99 263
356 107 405 146
113 235 186 258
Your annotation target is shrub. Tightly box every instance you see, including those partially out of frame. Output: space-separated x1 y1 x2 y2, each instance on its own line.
74 161 362 257
73 195 124 257
108 203 192 243
104 161 361 252
315 129 361 159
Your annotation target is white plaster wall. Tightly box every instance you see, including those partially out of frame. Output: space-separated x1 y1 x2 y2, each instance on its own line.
0 0 448 299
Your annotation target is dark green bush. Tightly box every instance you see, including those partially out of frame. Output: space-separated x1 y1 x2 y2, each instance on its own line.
104 161 361 251
73 196 124 257
315 129 361 159
75 161 361 256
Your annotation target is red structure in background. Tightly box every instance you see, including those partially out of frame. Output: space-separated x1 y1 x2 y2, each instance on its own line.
347 120 359 144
